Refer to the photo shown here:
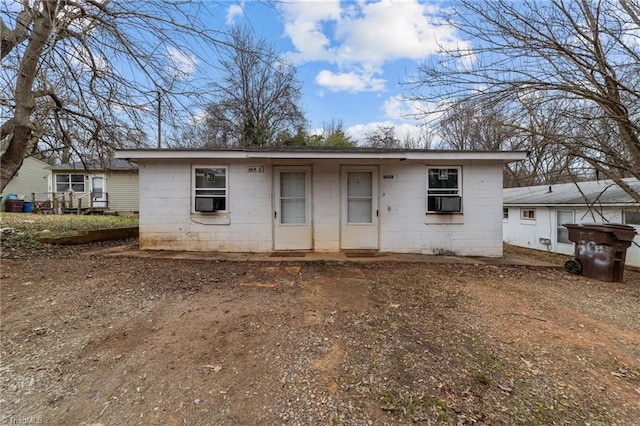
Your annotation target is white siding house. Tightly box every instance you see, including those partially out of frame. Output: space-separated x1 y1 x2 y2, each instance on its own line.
115 148 527 256
503 178 640 267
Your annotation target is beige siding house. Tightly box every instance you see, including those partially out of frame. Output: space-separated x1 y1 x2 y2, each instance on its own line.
48 159 139 213
1 157 50 210
116 148 527 255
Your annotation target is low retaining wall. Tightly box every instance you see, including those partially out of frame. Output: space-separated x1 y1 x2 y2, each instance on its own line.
41 227 139 245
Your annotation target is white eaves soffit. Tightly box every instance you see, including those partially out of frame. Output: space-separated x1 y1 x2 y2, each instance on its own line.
114 149 528 164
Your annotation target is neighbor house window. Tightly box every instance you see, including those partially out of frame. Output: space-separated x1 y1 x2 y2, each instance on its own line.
521 209 536 220
193 166 227 212
557 210 574 244
55 173 85 192
427 167 462 213
624 210 640 225
503 208 509 220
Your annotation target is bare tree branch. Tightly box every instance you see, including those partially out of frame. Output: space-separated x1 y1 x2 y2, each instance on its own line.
185 25 306 148
1 0 229 191
407 0 640 200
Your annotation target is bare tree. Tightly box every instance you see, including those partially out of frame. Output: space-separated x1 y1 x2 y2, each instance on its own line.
1 1 225 192
398 130 428 149
364 125 399 149
408 0 640 201
192 26 306 148
437 99 575 186
363 124 433 149
437 101 519 151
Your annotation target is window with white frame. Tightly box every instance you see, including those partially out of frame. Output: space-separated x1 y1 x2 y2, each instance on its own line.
521 209 536 220
557 210 574 244
503 208 509 220
624 210 640 225
193 166 227 212
55 173 85 192
427 167 462 213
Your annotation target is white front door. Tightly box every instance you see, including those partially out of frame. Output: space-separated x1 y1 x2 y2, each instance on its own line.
341 166 379 249
91 175 107 208
274 167 312 250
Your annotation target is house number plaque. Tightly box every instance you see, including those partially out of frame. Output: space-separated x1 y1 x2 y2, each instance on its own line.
247 166 264 173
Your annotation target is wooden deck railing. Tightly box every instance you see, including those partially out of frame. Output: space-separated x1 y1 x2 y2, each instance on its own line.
30 192 109 214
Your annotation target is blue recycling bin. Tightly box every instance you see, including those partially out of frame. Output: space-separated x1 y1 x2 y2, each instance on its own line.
22 201 32 213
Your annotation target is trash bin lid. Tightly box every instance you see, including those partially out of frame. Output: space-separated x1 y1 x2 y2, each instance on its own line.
566 223 637 241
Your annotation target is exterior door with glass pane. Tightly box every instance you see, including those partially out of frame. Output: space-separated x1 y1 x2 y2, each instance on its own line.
274 167 312 250
341 166 379 249
91 175 107 208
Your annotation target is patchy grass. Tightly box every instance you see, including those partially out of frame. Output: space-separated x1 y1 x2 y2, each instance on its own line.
0 213 138 251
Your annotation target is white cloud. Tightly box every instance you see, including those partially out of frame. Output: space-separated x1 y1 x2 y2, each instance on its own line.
279 0 469 94
346 121 392 144
187 108 207 125
342 93 449 146
315 69 385 93
281 0 342 63
166 47 197 79
280 0 469 67
383 95 440 120
335 1 459 64
226 3 244 26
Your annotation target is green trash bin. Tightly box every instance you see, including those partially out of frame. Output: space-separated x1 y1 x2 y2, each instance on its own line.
564 223 637 282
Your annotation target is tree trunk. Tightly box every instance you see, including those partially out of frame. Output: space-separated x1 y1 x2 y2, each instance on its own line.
0 4 54 193
0 126 32 190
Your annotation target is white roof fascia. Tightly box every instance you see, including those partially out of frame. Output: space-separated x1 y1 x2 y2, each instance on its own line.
115 150 528 163
504 203 639 207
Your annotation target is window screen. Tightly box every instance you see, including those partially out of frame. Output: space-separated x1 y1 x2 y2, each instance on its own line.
427 168 461 212
194 167 227 211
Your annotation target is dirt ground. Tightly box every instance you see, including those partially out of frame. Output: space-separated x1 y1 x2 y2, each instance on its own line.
1 242 639 425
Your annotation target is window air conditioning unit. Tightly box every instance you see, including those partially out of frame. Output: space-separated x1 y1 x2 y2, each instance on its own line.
195 197 225 212
433 196 462 213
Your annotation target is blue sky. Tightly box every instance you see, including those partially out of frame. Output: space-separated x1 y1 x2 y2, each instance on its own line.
193 0 470 144
1 0 469 145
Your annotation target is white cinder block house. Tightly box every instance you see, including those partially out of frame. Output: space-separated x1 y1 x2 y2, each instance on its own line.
115 148 527 256
503 178 640 267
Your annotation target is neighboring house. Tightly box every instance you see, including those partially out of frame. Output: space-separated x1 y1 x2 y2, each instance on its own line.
48 159 139 213
503 178 640 268
1 157 50 211
115 147 527 255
